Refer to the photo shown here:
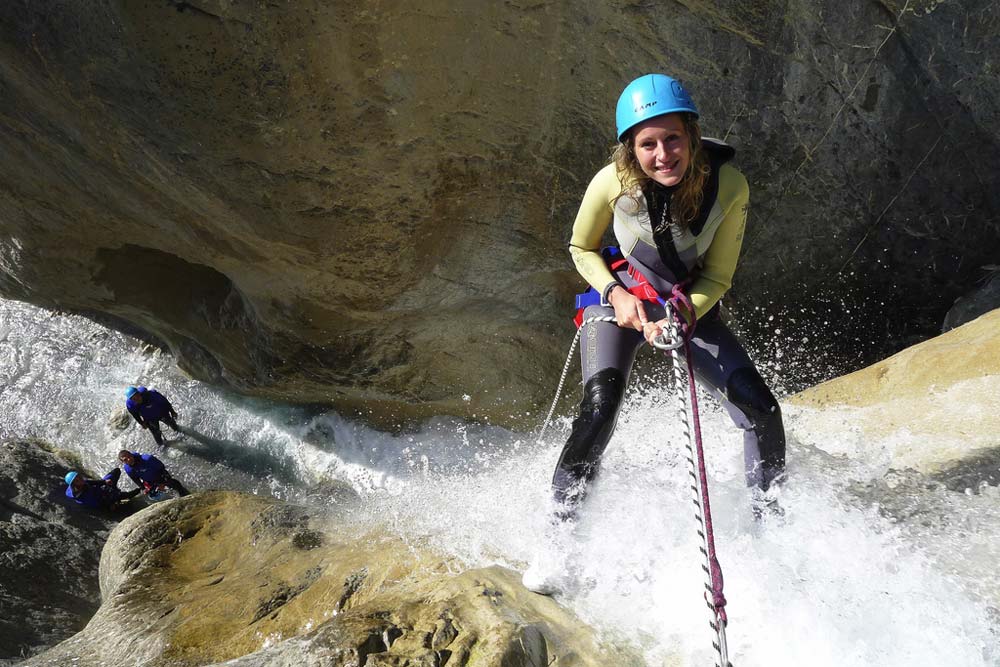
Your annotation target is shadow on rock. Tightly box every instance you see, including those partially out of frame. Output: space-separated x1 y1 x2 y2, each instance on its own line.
0 439 140 663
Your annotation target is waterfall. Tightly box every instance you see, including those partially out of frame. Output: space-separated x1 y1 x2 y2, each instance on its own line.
1 297 996 666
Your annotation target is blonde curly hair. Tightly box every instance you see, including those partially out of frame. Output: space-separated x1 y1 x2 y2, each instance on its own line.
611 113 709 230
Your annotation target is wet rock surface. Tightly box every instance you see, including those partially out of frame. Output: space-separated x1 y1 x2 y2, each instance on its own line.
788 308 1000 611
0 439 139 664
790 307 1000 472
943 272 1000 332
21 490 636 667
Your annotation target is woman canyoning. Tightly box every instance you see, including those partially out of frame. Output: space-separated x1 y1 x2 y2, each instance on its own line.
524 73 787 594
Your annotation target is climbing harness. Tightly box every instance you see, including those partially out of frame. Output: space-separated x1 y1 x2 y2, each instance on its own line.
537 282 732 667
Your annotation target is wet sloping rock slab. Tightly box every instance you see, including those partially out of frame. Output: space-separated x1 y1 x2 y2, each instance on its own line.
786 308 1000 612
22 491 639 666
788 308 1000 473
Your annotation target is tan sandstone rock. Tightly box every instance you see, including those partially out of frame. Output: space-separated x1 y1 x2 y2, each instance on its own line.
22 491 642 667
789 308 1000 473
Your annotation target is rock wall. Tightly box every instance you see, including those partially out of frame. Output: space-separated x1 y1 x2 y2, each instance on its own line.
0 0 998 425
0 439 132 663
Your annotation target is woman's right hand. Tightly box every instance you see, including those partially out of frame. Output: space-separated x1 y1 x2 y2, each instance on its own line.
608 285 648 331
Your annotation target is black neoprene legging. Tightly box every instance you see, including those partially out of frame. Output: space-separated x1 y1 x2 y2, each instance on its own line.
552 296 785 517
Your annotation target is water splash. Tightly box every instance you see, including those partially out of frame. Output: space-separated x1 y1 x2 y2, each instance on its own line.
1 297 996 666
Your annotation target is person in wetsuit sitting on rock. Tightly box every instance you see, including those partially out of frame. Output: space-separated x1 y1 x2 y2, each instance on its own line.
64 469 141 511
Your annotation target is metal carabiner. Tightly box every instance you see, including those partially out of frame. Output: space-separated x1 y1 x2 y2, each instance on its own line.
652 333 683 350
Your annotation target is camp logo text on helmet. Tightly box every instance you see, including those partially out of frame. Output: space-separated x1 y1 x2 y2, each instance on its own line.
615 73 699 142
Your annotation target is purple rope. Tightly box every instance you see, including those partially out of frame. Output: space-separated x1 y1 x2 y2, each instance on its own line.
669 282 728 624
683 335 729 625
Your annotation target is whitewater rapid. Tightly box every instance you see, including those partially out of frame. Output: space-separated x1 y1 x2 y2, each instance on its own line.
1 297 996 666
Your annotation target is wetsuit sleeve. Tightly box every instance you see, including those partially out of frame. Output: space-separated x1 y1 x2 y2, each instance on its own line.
126 404 144 425
689 165 749 318
567 164 621 294
125 466 142 488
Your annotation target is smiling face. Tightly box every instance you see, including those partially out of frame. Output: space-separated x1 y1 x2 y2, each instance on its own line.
631 113 691 187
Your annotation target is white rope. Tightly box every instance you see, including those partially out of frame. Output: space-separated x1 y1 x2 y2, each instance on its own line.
535 315 616 444
661 314 731 667
536 311 732 666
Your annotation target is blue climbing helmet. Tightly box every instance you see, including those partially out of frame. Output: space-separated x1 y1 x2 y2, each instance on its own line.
124 386 139 399
64 471 78 486
615 73 699 142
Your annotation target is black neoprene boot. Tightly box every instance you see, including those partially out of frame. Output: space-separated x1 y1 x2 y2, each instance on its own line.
551 368 627 520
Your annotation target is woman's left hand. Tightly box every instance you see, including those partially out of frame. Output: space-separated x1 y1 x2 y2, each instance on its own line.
642 318 672 346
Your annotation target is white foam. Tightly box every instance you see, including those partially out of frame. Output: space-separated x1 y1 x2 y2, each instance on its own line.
2 297 997 666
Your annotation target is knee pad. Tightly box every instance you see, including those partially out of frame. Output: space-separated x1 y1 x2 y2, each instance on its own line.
579 368 626 420
553 368 627 492
726 367 780 422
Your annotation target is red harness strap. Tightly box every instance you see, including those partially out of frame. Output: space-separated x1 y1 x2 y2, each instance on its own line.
573 258 665 328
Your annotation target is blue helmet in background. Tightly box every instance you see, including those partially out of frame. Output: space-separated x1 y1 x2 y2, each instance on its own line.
124 386 139 399
64 471 78 486
615 73 699 142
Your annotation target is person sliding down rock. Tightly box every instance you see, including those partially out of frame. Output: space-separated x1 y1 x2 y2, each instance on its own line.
64 469 141 511
118 450 190 497
124 385 180 447
524 73 787 595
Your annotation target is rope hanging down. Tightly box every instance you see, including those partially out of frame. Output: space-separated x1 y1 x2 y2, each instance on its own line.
536 295 732 667
535 314 616 444
652 288 732 667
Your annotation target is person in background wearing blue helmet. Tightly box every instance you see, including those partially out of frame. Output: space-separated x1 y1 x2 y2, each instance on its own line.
64 469 141 511
117 450 190 497
523 73 786 594
124 385 180 447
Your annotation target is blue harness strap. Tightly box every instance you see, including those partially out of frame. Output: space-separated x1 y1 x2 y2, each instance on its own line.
575 288 602 310
573 247 671 328
573 247 625 309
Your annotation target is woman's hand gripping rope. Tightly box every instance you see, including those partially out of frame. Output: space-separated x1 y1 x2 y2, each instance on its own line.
648 282 696 350
537 282 695 443
607 284 649 331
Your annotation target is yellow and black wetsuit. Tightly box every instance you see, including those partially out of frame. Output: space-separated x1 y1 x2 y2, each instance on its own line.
570 138 747 318
552 139 785 517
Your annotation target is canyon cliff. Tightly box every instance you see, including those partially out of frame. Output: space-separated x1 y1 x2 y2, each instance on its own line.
1 1 998 425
